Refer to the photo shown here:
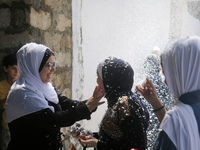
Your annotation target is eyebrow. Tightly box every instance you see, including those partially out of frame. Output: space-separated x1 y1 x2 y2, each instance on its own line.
46 61 56 63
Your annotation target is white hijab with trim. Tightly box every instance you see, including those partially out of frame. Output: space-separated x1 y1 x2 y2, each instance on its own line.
97 59 105 79
6 43 58 123
159 36 200 150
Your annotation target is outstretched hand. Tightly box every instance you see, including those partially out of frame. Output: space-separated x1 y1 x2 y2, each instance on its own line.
136 78 158 105
86 86 105 112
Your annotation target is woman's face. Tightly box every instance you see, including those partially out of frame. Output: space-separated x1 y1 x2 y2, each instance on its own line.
40 55 56 84
97 72 105 93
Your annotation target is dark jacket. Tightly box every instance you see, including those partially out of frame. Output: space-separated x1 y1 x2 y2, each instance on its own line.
7 87 91 150
96 96 148 150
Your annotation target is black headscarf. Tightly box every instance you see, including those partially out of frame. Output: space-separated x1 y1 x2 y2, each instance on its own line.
100 57 134 108
98 57 149 135
39 48 55 72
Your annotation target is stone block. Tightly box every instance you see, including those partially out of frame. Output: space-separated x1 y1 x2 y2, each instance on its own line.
45 0 62 12
62 0 72 19
0 8 11 28
52 69 72 96
23 0 34 5
30 7 51 30
44 32 62 51
56 51 71 68
0 31 31 49
61 34 72 50
56 14 71 31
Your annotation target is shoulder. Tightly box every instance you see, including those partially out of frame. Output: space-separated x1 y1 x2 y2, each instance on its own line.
0 79 6 84
9 87 47 104
154 130 176 150
0 79 10 99
6 86 53 123
0 79 9 88
7 83 49 108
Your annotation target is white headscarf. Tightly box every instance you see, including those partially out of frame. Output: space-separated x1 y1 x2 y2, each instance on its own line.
6 43 58 123
160 36 200 150
97 59 105 79
161 36 200 98
160 101 200 150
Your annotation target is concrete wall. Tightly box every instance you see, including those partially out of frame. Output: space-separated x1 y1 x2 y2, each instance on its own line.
0 0 73 149
72 0 200 134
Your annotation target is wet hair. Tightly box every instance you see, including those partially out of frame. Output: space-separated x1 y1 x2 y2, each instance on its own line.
3 54 17 68
39 49 55 72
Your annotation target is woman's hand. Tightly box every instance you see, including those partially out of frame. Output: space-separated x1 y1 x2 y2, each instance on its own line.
86 86 105 112
78 136 98 148
136 78 158 104
136 78 166 122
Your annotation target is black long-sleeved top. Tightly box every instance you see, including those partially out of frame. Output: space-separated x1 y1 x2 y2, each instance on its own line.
95 97 148 150
7 88 91 150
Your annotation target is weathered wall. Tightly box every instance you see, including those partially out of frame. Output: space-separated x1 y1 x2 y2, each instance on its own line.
0 0 73 149
72 0 200 135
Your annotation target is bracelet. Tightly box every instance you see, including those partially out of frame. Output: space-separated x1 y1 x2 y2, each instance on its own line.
153 106 164 112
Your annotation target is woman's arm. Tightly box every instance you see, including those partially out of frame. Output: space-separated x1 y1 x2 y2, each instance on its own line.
24 106 91 128
22 86 104 129
55 86 105 112
136 78 166 123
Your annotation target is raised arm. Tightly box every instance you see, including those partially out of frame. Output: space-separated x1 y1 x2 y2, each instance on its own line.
136 78 166 123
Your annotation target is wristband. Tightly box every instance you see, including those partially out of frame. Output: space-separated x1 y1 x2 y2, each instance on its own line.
153 105 164 112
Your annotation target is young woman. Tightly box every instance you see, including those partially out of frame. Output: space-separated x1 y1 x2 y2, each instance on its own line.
135 54 174 149
79 57 149 150
137 36 200 150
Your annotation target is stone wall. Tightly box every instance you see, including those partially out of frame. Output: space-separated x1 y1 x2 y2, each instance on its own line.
0 0 73 149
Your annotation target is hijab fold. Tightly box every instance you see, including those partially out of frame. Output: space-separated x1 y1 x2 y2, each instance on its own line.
161 36 200 98
6 43 58 123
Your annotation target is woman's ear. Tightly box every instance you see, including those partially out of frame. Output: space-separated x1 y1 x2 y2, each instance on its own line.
3 66 8 73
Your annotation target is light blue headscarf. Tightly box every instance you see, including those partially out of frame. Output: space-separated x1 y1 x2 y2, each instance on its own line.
6 43 58 123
